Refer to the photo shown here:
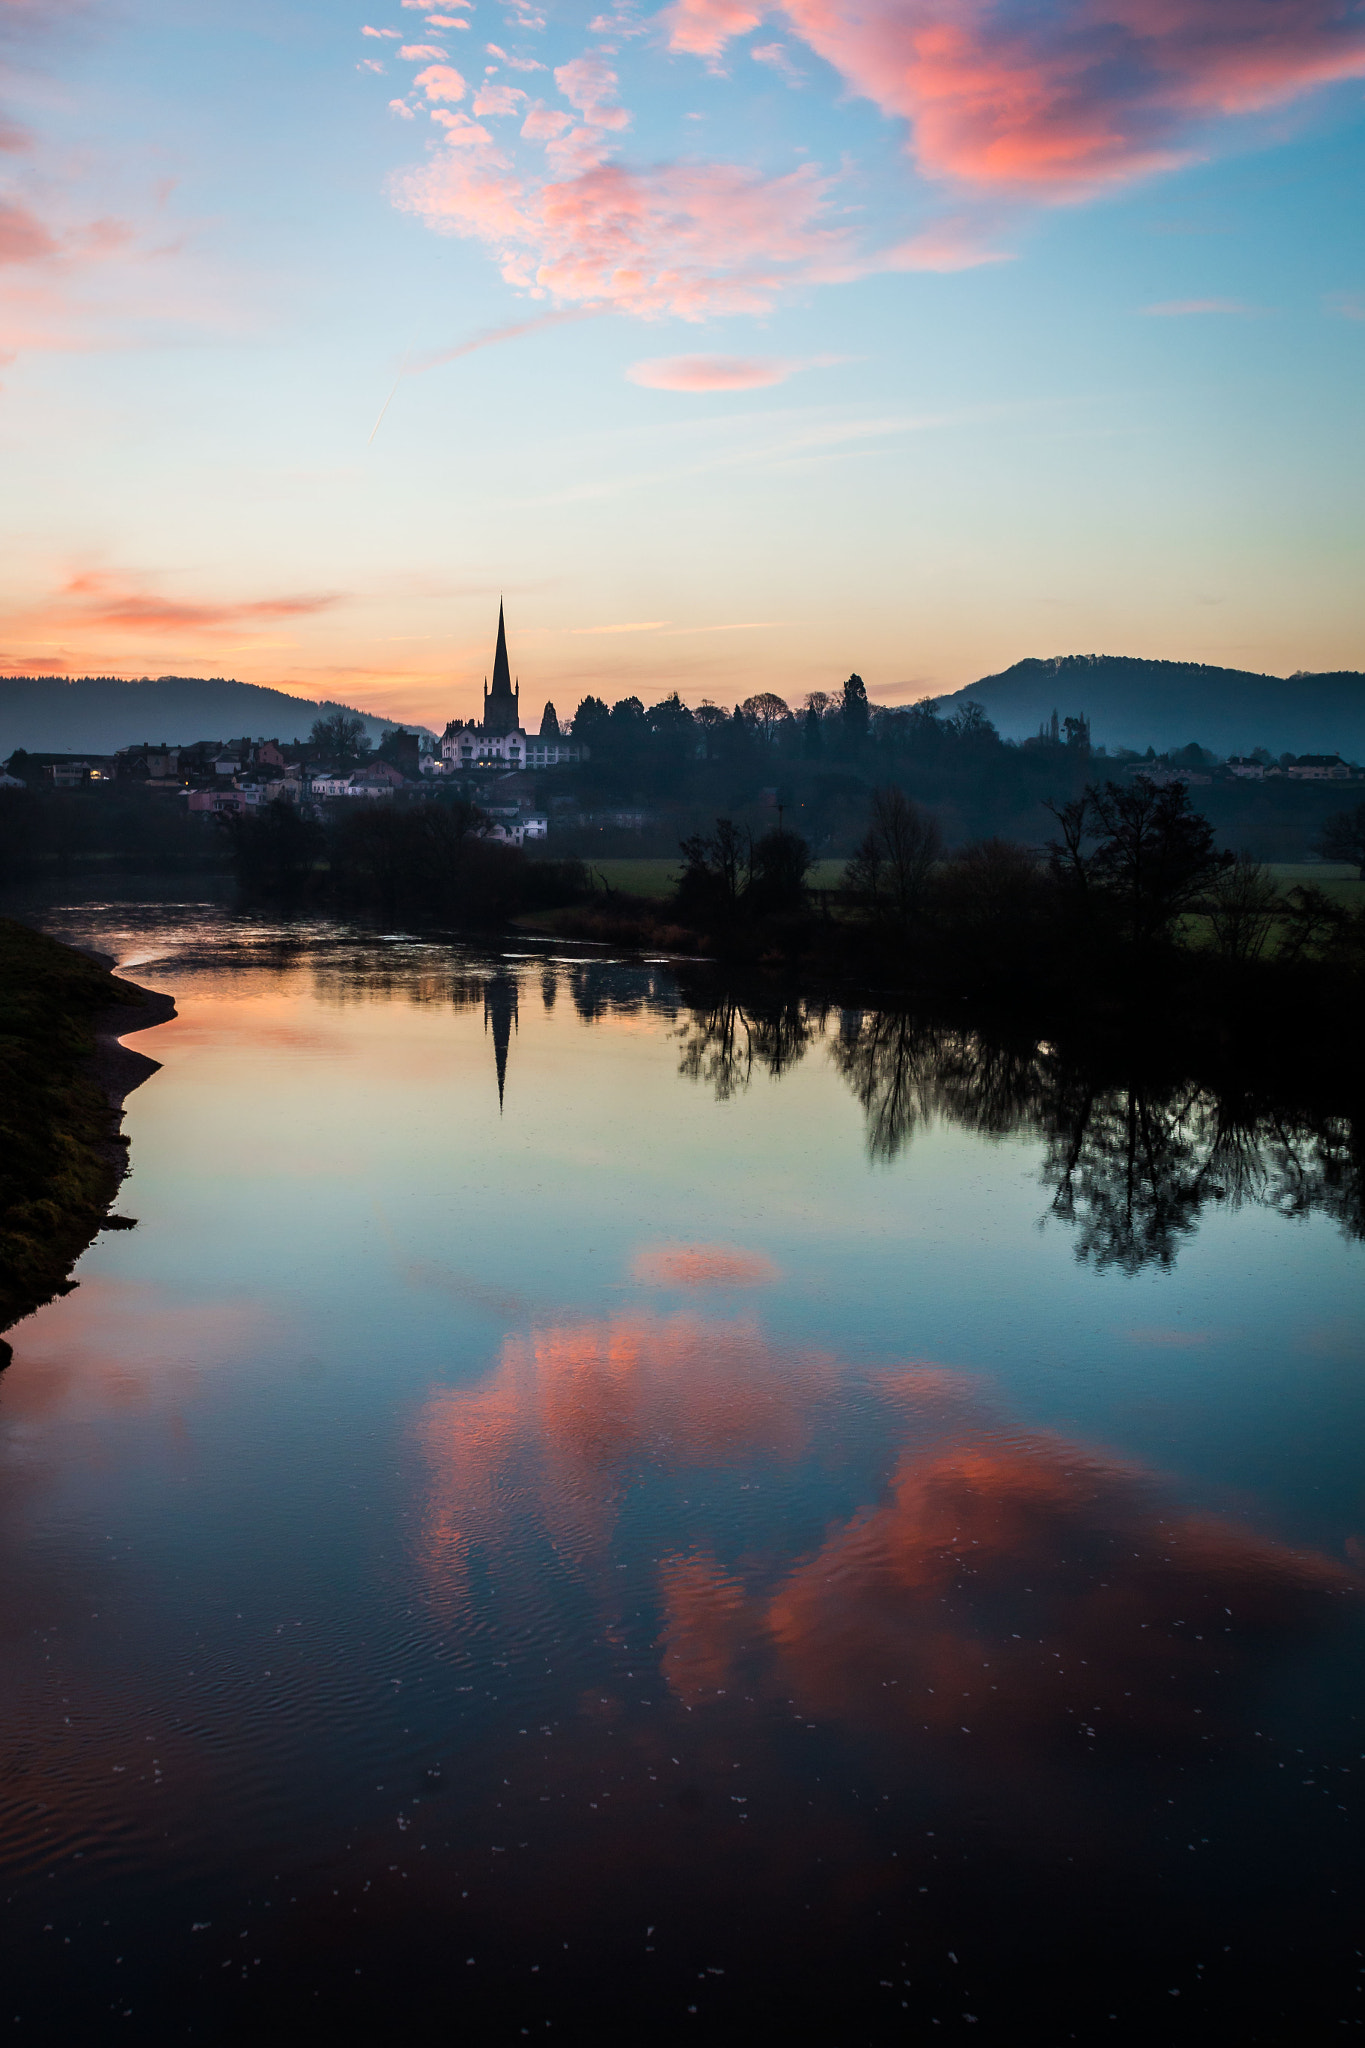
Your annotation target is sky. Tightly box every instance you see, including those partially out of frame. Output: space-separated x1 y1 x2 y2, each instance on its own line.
1 0 1362 730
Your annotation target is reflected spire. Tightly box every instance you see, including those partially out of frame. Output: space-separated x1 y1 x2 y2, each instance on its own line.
483 971 519 1111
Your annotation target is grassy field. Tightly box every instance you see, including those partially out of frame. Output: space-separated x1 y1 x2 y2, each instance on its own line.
577 856 849 900
574 856 1363 905
1264 863 1363 903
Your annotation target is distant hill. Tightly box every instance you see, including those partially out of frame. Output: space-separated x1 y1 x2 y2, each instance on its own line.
0 675 432 756
933 656 1365 758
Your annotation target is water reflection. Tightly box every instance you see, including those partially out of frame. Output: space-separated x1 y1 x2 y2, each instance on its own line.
681 992 1363 1267
35 902 1357 1270
1 903 1360 2040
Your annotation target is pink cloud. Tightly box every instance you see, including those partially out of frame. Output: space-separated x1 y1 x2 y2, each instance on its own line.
361 24 401 37
412 61 466 98
627 352 797 388
1142 295 1258 313
397 141 853 318
751 40 802 84
521 105 573 138
390 97 418 117
358 57 386 72
663 0 765 60
425 12 471 22
669 0 1365 197
880 219 1014 271
0 200 58 265
553 53 631 129
401 41 449 59
473 82 529 116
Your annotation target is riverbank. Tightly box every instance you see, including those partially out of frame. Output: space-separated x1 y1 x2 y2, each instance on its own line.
0 918 174 1356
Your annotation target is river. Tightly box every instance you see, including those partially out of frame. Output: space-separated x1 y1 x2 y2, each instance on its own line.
2 899 1362 2043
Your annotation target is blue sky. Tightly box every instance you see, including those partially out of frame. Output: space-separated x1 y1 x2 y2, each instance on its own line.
1 0 1362 726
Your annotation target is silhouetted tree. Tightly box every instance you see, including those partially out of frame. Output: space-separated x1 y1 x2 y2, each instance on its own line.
309 711 368 767
844 786 941 923
572 695 610 743
540 702 561 738
746 825 812 916
676 818 750 924
1203 853 1280 963
741 692 791 744
840 672 870 746
1319 800 1365 879
1047 777 1228 947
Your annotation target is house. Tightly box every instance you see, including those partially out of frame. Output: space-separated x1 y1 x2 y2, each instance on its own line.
309 773 391 800
114 744 183 785
187 789 249 816
1287 754 1351 780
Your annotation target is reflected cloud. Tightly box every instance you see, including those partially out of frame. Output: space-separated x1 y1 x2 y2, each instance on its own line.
661 1434 1353 1760
414 1311 839 1613
632 1243 779 1287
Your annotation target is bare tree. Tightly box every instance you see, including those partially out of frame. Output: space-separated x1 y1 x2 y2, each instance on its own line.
309 711 368 768
1203 853 1281 963
844 786 942 923
1319 800 1365 879
740 692 791 744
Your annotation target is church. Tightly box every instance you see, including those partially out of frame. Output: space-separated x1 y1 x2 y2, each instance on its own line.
440 603 588 772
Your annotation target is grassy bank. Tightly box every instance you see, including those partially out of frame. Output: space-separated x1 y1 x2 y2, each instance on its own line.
0 919 171 1349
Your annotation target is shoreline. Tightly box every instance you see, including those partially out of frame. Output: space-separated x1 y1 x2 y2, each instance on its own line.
0 920 176 1361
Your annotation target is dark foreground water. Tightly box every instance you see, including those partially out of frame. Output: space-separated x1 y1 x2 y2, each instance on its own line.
2 901 1363 2044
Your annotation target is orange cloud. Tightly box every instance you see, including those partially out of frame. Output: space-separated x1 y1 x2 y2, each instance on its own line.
631 1243 780 1285
21 570 343 639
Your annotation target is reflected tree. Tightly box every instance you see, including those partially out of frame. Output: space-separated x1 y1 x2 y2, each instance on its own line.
675 995 813 1100
815 1006 1363 1267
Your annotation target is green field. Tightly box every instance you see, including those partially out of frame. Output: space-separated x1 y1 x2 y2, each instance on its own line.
1264 863 1363 903
574 858 1361 905
578 856 848 900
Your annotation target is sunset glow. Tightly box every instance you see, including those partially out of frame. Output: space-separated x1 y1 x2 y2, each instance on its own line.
0 0 1360 724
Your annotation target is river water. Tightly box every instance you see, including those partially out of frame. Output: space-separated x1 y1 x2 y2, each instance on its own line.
2 901 1363 2043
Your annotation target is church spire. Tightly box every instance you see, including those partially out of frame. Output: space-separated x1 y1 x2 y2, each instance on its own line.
492 599 511 699
482 598 520 736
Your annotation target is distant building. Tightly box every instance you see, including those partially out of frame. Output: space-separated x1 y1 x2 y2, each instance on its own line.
1287 754 1351 780
440 604 589 773
309 773 391 800
7 752 115 788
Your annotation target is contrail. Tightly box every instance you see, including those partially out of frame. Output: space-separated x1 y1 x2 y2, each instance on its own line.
368 308 595 443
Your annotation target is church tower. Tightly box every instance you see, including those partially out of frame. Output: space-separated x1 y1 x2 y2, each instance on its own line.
481 600 521 737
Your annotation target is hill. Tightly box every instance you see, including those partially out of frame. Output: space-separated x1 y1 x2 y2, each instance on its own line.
933 655 1365 758
0 675 430 756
